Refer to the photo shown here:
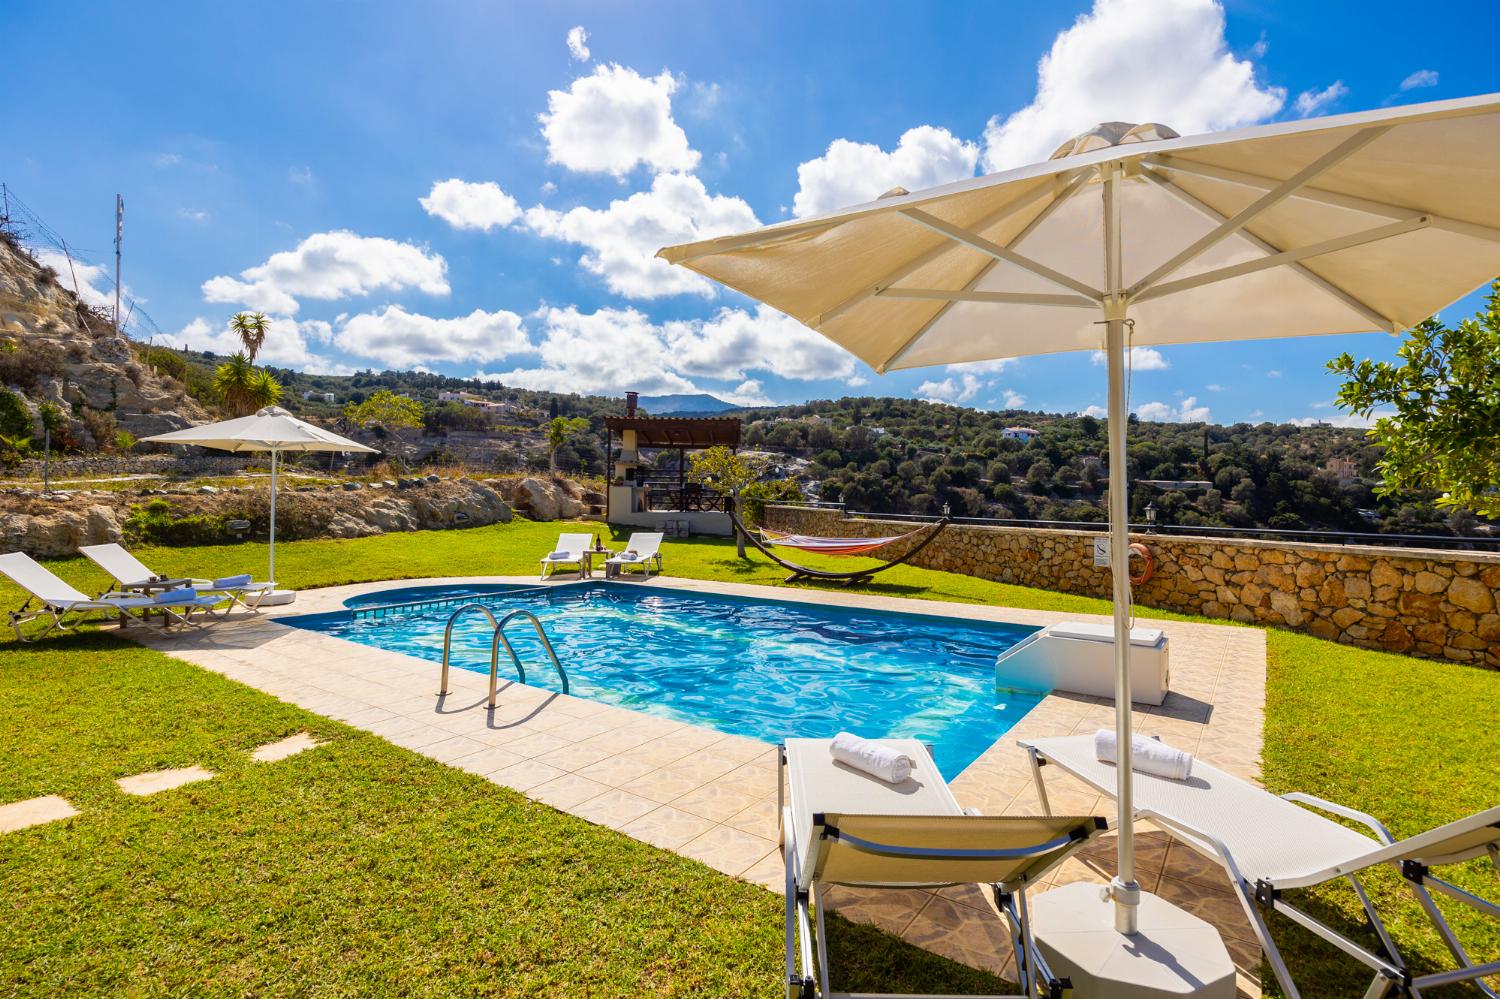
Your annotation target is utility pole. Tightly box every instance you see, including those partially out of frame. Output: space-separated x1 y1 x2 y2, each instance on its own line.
114 194 124 331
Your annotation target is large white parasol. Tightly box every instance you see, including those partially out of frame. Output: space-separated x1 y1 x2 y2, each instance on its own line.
659 92 1500 936
142 406 376 586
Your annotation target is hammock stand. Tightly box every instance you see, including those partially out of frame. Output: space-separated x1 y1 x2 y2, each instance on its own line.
728 512 950 585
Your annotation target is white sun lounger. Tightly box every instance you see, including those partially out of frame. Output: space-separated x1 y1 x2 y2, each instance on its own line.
605 532 663 577
79 542 272 614
780 737 1107 999
539 533 593 580
1 551 223 641
1021 734 1500 999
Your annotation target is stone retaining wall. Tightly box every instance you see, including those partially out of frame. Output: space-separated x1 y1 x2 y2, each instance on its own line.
762 505 1500 668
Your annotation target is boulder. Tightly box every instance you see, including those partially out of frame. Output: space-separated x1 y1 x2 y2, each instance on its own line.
0 503 122 558
510 477 562 521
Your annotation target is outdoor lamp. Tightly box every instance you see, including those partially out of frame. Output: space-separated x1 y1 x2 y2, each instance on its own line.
1145 501 1158 532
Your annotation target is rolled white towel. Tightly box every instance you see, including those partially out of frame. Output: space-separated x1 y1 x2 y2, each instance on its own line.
1093 729 1193 781
830 732 913 784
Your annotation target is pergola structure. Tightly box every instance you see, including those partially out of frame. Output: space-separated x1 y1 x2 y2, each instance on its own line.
603 405 741 527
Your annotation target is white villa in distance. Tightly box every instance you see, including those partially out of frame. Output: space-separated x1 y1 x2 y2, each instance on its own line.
1002 426 1041 443
438 390 505 412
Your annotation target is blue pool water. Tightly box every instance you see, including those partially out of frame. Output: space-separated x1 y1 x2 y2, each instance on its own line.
284 583 1046 777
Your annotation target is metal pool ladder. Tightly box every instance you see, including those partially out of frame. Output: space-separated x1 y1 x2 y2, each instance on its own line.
439 604 570 708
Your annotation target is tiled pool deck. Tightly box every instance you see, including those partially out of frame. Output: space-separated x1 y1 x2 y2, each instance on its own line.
134 575 1268 996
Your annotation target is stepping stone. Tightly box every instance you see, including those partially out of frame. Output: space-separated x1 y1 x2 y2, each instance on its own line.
250 732 322 763
116 766 215 796
0 794 79 833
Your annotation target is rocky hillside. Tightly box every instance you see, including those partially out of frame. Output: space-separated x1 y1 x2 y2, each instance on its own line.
0 231 207 445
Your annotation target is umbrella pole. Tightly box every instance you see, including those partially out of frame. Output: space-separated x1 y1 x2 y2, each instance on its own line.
1102 162 1140 936
269 449 278 586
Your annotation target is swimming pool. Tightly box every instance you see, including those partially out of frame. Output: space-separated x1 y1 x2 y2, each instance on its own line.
283 583 1047 777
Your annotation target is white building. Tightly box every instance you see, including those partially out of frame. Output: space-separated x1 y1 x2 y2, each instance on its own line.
301 390 335 403
1002 426 1040 442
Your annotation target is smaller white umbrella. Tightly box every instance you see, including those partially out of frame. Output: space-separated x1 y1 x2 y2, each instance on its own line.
141 406 377 585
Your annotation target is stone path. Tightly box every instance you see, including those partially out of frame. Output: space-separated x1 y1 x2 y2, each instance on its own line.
0 794 79 833
0 733 324 833
133 575 1269 996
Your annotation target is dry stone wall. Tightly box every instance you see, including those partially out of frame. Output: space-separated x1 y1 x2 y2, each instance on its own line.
763 505 1500 668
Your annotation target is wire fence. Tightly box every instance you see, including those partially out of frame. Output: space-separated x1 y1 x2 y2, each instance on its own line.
779 503 1500 552
0 182 169 344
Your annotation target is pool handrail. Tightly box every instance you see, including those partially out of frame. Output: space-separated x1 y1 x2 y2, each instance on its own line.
354 583 555 621
439 604 570 707
490 610 570 705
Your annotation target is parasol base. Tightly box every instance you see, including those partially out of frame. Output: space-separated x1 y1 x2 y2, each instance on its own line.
1030 882 1236 997
257 589 298 607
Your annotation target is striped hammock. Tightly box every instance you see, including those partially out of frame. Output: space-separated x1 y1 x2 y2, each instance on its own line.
758 526 927 557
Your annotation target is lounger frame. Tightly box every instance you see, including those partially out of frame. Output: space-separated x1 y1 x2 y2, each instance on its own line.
780 743 1103 999
1024 743 1500 999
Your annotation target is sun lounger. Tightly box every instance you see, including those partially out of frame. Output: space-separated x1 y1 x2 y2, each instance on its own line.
1020 734 1500 999
0 552 223 641
539 533 593 580
780 737 1106 999
605 532 663 577
79 542 272 614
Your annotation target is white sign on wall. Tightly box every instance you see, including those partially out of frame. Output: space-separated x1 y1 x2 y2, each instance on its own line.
1093 537 1110 567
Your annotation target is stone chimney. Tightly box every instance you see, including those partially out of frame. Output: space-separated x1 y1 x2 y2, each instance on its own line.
625 391 638 416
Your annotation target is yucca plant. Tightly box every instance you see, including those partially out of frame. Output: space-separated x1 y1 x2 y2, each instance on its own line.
213 352 281 416
229 311 271 364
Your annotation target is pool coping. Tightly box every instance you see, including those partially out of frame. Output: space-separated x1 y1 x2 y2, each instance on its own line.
131 573 1267 994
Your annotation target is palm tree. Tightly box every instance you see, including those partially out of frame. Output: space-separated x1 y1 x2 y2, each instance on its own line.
229 312 271 363
213 352 281 416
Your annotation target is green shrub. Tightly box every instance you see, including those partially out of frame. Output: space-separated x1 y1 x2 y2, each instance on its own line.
741 478 804 525
124 500 230 546
0 338 65 389
0 388 31 439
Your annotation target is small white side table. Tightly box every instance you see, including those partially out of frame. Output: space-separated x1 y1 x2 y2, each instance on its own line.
1030 883 1237 998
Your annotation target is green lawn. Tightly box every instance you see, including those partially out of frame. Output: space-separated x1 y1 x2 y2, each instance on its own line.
2 518 1496 996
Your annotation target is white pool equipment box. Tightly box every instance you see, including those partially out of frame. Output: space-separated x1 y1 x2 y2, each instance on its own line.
996 621 1170 706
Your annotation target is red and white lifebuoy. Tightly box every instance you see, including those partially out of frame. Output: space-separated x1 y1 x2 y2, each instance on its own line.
1128 542 1155 585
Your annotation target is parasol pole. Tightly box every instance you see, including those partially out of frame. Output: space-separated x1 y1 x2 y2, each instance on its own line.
1101 161 1140 934
269 448 278 586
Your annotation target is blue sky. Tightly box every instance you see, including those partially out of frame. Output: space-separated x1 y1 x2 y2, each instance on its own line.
3 0 1496 424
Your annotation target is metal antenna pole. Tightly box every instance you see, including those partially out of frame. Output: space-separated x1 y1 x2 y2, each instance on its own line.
114 195 123 331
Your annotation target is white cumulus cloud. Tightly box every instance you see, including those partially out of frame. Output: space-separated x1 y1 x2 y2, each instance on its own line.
1399 69 1438 91
201 231 448 315
1294 80 1348 117
980 0 1285 172
1090 346 1170 371
566 25 590 61
471 303 850 399
946 357 1017 374
419 179 522 231
538 64 699 177
664 304 856 381
1135 396 1210 422
996 389 1027 409
917 374 985 405
524 172 757 298
173 316 353 374
335 305 531 368
792 126 979 217
476 305 700 397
